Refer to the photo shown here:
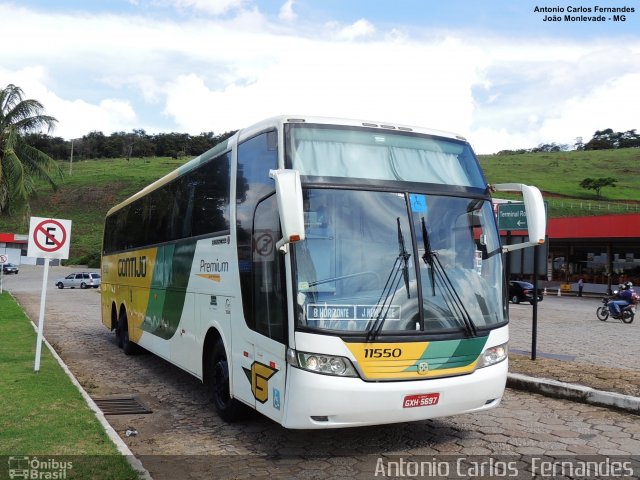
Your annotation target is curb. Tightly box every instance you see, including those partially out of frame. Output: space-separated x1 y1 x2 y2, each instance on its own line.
19 293 153 480
507 372 640 414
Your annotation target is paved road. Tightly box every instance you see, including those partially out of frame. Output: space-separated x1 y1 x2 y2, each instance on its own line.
5 266 640 479
508 294 639 369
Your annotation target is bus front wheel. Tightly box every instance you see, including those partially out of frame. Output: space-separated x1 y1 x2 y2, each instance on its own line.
207 340 245 422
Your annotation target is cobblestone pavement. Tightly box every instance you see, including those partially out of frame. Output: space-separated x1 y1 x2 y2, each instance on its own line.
507 296 640 397
5 267 640 479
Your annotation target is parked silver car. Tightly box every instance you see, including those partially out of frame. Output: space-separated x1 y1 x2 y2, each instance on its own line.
2 263 19 274
55 272 101 289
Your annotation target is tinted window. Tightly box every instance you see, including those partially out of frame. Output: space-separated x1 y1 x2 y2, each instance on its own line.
103 151 231 253
253 195 287 342
236 131 278 329
190 154 231 236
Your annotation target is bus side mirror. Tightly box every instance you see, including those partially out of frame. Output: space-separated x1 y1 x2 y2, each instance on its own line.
269 169 306 251
492 183 546 253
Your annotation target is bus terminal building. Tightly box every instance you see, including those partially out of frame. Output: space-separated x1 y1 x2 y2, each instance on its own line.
502 213 640 294
546 213 640 294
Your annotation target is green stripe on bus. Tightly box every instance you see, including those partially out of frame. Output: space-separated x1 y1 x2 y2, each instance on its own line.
402 336 488 372
142 242 197 340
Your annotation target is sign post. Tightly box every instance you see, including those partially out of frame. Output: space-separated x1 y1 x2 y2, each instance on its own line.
0 253 7 294
27 217 72 373
497 202 542 361
497 203 528 231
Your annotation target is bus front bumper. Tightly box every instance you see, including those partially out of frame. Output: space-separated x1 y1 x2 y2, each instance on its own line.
281 360 507 429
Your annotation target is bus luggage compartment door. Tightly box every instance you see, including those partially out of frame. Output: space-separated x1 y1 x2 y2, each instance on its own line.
254 338 286 423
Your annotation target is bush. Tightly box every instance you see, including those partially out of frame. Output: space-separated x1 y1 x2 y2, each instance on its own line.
81 251 102 268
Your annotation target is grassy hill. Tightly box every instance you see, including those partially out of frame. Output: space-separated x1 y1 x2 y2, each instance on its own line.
0 148 638 266
479 147 640 217
0 157 187 265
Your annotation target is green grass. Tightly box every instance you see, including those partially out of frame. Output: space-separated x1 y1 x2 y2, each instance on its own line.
479 148 640 218
479 148 640 201
0 293 140 479
0 156 187 265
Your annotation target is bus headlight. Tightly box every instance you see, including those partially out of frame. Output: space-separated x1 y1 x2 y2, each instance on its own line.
476 343 508 369
287 348 358 377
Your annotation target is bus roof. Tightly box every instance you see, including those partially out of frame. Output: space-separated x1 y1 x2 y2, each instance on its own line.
106 115 469 217
238 115 467 144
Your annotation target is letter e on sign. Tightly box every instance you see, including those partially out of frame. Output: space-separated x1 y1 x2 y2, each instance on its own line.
27 217 72 259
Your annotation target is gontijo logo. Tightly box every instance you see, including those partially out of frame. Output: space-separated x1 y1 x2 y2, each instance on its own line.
117 256 147 277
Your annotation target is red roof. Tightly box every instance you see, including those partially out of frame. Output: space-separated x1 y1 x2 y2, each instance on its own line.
547 214 640 239
0 233 27 244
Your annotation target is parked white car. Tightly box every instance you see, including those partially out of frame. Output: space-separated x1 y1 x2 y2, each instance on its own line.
55 272 101 289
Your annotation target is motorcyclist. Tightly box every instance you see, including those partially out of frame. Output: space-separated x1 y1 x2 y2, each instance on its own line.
610 282 634 318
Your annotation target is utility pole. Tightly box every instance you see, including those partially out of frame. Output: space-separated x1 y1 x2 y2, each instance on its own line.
69 139 74 175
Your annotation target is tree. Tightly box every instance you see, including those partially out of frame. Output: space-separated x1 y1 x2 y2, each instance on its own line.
0 84 63 219
579 177 617 199
584 128 640 150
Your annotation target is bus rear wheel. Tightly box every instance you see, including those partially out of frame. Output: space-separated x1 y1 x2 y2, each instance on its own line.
117 311 137 355
207 340 245 422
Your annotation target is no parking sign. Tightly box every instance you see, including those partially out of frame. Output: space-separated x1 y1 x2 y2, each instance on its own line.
27 217 72 372
27 217 72 259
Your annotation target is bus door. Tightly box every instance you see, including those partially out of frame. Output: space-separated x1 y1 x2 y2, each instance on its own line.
250 196 288 423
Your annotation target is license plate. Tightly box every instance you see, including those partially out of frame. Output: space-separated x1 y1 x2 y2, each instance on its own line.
403 393 440 408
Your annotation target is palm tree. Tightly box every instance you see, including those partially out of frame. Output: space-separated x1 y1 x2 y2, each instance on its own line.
0 84 62 220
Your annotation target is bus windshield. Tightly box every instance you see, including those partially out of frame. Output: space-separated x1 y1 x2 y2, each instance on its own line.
294 189 504 336
288 125 486 188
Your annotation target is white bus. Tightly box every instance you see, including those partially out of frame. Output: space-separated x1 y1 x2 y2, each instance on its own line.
101 115 545 429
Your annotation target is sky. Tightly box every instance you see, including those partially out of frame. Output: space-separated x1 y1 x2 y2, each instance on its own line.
1 0 639 154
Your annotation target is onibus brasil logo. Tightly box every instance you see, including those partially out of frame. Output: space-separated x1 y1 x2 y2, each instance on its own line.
8 456 73 479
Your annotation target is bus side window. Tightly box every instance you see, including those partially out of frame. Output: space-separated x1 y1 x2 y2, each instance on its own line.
253 195 286 343
190 152 231 236
236 131 278 330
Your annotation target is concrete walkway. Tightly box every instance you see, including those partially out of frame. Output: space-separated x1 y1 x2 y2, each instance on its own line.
507 295 640 414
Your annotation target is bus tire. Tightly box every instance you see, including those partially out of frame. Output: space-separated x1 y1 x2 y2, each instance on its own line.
118 311 137 356
207 340 245 422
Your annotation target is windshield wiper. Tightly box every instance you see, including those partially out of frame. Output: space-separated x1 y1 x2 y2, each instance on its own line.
421 217 436 297
420 217 478 337
366 218 411 341
398 217 411 296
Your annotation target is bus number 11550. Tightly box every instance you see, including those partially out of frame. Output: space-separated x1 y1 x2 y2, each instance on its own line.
364 348 402 359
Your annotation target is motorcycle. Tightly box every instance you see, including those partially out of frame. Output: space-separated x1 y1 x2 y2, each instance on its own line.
596 296 635 324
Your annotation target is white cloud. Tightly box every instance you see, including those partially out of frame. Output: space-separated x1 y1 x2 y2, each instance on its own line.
333 19 376 40
466 39 640 152
162 37 482 137
279 0 297 22
1 4 639 154
0 66 138 139
154 0 247 15
539 73 640 146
